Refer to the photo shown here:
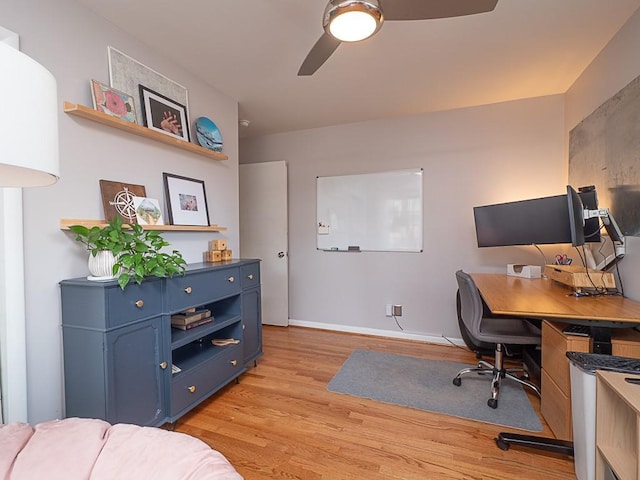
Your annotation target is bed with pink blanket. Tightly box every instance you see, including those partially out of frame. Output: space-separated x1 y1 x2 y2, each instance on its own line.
0 418 242 479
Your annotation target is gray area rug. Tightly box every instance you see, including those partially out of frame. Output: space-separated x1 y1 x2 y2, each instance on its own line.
327 349 542 431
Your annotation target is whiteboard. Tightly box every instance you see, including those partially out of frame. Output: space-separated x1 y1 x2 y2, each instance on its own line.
317 169 423 252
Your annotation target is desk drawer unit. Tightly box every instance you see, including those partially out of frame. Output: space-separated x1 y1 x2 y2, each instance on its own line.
541 321 589 441
541 369 573 441
541 321 640 441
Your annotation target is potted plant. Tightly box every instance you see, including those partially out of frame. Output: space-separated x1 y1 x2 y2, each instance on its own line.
69 216 187 290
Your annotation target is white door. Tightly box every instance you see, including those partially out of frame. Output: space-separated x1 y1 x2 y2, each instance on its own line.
239 161 289 326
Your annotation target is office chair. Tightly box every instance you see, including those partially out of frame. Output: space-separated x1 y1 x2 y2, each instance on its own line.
453 270 542 409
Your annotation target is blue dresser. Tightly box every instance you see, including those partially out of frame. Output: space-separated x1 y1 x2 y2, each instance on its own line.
60 259 262 426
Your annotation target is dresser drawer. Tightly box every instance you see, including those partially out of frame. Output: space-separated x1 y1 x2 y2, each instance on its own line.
105 280 163 327
170 345 243 415
166 267 241 312
241 263 260 289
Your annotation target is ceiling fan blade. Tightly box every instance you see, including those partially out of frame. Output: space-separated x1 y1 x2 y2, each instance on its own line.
382 0 498 21
298 32 342 76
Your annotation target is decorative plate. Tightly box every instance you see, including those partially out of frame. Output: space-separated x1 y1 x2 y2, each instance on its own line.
194 117 223 152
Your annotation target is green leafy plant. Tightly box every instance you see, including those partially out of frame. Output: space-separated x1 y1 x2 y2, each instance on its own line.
69 216 187 290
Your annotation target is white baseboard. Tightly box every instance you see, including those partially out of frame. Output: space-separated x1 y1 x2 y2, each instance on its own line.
287 319 466 347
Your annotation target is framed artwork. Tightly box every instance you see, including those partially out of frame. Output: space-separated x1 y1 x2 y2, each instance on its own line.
90 79 137 123
108 46 188 126
133 196 164 226
139 84 190 141
163 173 210 226
99 180 147 224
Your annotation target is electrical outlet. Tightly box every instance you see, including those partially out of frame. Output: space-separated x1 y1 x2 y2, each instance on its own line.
385 304 393 317
393 305 402 316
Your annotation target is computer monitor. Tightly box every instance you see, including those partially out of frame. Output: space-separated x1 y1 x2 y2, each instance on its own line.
474 195 571 247
567 185 585 247
578 186 601 243
473 187 600 248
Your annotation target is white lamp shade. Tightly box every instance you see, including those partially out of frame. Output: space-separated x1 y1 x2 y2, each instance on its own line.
0 42 59 187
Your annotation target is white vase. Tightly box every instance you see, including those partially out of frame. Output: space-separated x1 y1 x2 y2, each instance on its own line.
87 250 117 280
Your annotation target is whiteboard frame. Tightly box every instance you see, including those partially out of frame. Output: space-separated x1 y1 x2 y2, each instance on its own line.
316 168 423 253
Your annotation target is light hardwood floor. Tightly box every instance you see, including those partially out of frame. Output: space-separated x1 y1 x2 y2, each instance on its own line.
176 326 576 479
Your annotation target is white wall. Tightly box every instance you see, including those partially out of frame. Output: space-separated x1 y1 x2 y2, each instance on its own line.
241 95 567 340
0 0 239 423
565 8 640 302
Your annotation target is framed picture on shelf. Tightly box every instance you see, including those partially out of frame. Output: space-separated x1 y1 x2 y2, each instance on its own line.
163 173 210 226
90 79 137 124
99 179 147 224
139 84 190 141
108 46 188 126
132 196 164 226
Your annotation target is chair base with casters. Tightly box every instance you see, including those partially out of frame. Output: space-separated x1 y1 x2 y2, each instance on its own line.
453 270 542 409
453 342 541 409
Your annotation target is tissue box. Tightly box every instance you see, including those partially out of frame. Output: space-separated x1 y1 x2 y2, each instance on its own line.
507 264 541 279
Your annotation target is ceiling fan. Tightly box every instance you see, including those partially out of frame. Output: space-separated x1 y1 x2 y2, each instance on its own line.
298 0 498 76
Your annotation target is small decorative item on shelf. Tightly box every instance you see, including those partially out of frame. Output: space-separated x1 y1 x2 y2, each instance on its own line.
211 338 240 346
68 216 187 290
133 196 164 225
204 238 231 263
194 117 223 152
100 179 146 224
90 79 137 124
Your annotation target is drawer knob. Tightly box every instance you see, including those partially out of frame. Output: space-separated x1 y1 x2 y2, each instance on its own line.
135 300 144 308
230 360 238 366
184 286 192 294
187 385 196 393
228 276 235 283
247 274 254 280
159 361 168 370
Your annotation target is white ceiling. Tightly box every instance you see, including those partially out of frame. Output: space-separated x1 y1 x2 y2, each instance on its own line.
76 0 640 138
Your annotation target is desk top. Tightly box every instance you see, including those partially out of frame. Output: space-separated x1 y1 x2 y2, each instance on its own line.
470 273 640 325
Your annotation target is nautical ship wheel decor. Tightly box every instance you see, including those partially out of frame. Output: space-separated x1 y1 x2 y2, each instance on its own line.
99 180 147 223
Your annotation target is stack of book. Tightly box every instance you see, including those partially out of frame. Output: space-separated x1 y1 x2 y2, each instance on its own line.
171 308 213 330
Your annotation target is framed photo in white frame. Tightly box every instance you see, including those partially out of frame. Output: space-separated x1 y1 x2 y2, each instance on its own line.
163 173 210 226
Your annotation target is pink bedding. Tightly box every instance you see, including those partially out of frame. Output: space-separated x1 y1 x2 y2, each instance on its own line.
0 418 242 480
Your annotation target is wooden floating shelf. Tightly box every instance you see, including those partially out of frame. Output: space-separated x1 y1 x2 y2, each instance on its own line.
63 102 228 161
60 219 227 233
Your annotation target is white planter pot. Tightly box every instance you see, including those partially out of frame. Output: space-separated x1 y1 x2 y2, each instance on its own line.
87 250 117 280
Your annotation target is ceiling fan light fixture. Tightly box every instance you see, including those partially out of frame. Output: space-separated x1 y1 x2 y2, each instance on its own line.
324 0 383 42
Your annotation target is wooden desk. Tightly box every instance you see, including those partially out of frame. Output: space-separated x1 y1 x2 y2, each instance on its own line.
470 273 640 325
472 273 640 441
471 273 640 355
